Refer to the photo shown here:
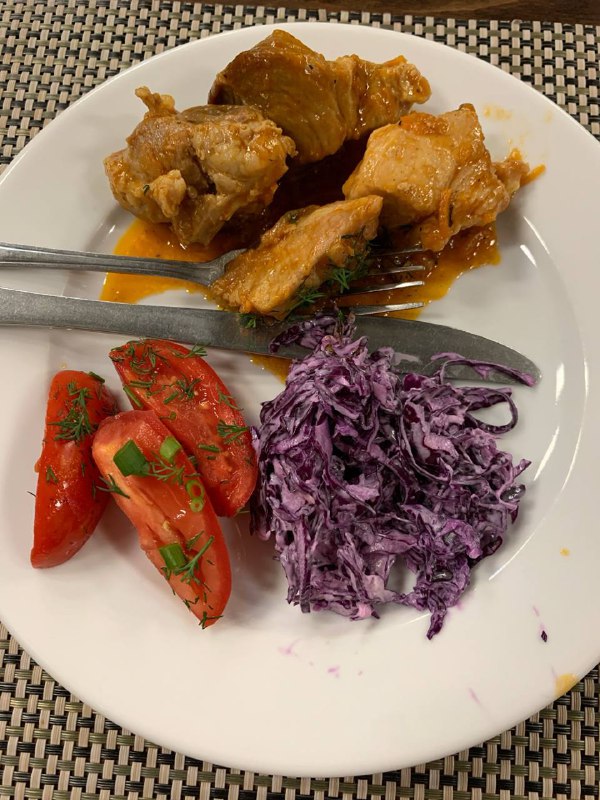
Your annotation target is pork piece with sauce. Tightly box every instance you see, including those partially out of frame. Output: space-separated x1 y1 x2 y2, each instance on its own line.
104 87 297 246
343 104 530 252
208 30 431 165
210 195 383 318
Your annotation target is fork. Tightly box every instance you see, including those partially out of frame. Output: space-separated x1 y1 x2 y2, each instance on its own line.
0 241 426 316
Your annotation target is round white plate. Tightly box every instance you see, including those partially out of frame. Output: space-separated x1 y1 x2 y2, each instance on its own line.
0 22 598 778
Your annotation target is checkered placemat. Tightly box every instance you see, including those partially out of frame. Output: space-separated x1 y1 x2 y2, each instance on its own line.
1 3 599 799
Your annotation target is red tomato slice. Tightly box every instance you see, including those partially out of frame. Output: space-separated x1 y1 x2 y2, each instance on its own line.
32 370 118 568
109 339 257 517
92 409 231 627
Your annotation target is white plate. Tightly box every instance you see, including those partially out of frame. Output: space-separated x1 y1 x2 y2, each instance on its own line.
0 22 598 778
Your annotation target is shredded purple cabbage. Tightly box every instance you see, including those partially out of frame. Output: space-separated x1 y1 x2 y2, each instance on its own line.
252 316 531 637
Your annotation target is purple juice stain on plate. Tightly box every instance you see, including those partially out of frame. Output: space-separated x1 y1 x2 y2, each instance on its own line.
468 688 482 706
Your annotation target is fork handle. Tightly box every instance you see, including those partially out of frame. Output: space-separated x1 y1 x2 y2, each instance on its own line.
0 242 236 283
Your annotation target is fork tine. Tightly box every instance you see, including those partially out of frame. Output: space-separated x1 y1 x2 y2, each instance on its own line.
373 246 426 257
350 302 424 316
365 263 427 276
346 278 425 296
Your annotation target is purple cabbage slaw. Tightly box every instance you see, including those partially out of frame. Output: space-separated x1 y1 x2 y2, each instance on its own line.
251 316 532 638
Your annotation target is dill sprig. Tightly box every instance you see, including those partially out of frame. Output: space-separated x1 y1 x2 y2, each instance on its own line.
163 377 201 404
173 536 215 585
96 474 129 498
216 420 249 443
147 454 186 485
171 344 207 358
51 383 95 442
124 341 166 375
199 610 223 629
239 313 258 329
217 390 241 410
290 286 325 311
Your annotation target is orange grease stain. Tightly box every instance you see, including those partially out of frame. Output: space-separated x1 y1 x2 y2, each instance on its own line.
560 548 570 557
482 105 513 121
555 673 579 696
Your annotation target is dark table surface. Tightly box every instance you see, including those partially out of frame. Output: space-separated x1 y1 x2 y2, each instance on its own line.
239 1 598 25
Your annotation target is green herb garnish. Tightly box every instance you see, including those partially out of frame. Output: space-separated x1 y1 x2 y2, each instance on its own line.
113 439 148 477
159 542 188 577
217 390 240 410
96 474 130 498
147 454 185 485
185 478 206 512
164 378 201 404
216 420 249 443
199 610 222 629
239 313 258 329
290 286 325 311
159 435 182 463
174 536 214 585
186 533 202 549
171 344 207 358
51 384 94 442
123 385 144 408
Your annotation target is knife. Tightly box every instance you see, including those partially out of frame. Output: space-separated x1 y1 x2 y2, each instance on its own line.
0 287 540 384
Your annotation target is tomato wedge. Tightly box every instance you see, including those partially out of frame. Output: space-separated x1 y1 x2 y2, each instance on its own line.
32 370 118 568
109 339 257 517
92 410 231 627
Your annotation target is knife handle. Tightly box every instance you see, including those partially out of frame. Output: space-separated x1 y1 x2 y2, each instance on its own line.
0 287 287 357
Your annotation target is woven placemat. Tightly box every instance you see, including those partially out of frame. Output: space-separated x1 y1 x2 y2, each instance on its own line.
1 3 599 799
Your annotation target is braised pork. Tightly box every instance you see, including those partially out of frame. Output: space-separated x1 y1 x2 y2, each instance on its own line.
343 104 529 251
210 195 383 317
104 87 296 245
208 30 430 164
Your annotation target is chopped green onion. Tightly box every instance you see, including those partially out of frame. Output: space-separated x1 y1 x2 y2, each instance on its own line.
159 542 188 572
159 435 182 463
198 443 220 453
185 478 206 512
123 385 144 408
87 371 105 383
113 439 148 477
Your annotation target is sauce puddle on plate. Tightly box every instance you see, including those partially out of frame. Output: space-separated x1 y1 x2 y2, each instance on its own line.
102 218 235 304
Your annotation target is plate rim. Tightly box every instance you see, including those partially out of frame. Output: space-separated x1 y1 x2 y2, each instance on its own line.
0 20 599 777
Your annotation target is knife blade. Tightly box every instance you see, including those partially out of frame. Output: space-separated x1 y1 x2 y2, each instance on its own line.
0 287 540 384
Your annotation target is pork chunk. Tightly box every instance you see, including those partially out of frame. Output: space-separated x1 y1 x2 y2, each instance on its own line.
343 104 530 251
210 195 383 317
208 30 430 165
104 87 296 245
